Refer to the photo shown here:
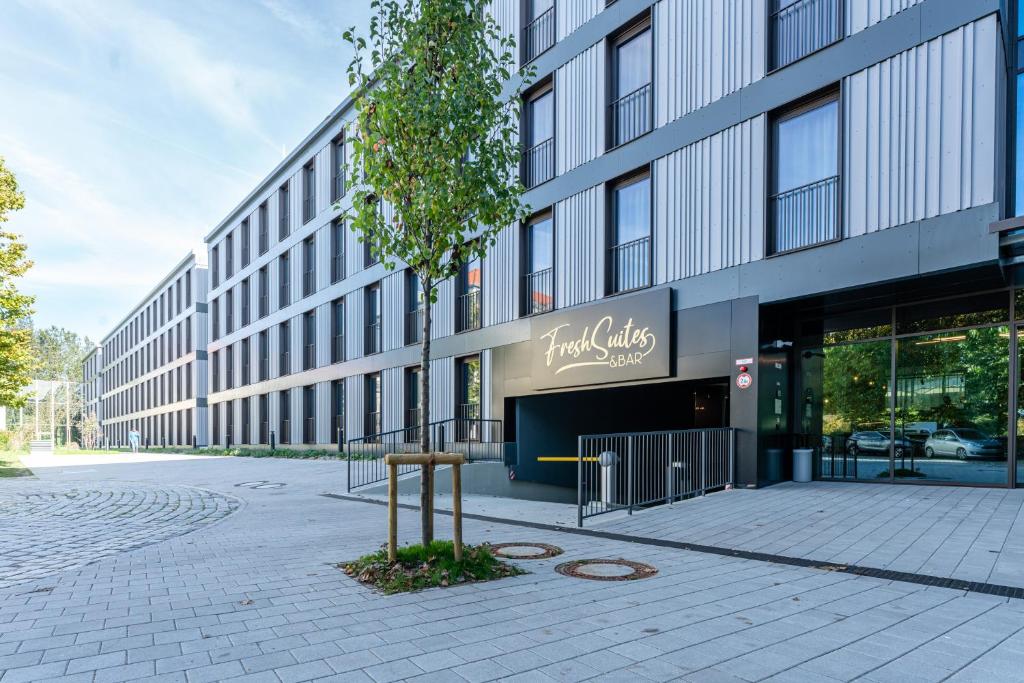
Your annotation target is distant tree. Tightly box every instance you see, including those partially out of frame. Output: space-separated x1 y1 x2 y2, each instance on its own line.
31 327 93 384
341 0 531 545
0 156 35 407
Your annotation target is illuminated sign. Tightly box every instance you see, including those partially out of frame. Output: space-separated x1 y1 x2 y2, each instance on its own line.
530 289 671 390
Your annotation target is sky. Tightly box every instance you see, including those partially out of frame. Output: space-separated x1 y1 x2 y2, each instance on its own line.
0 0 374 343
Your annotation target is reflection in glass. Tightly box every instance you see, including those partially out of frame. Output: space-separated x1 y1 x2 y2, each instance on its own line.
896 327 1008 484
776 99 837 194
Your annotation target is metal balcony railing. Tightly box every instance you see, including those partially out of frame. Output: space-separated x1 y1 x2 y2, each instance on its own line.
364 411 382 443
610 83 652 147
770 175 839 254
771 0 842 69
406 308 423 345
279 419 290 444
522 6 555 63
522 137 554 188
303 417 315 444
522 268 554 316
303 269 315 297
456 289 481 333
364 320 381 355
303 343 315 371
332 334 345 363
331 252 344 283
279 350 290 376
332 169 346 202
608 236 650 294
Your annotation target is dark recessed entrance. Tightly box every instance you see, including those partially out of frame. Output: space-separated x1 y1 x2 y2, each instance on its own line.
508 379 729 488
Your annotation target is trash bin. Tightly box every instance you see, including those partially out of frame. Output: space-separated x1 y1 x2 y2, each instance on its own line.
765 448 783 482
793 448 813 483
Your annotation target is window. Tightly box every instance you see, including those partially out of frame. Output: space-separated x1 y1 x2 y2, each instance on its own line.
240 337 250 387
302 236 316 297
607 171 651 294
258 201 269 255
211 245 220 287
225 344 234 390
211 350 220 392
522 81 554 188
279 320 291 376
364 236 379 268
456 355 481 441
364 372 381 440
331 218 345 283
404 365 421 436
258 266 269 318
522 211 554 315
522 0 554 63
331 297 345 363
302 385 316 444
401 272 426 349
331 133 346 201
212 402 220 446
279 389 291 445
225 288 234 335
186 272 192 307
241 396 251 445
771 0 841 70
240 218 251 268
770 92 839 254
225 233 234 279
609 19 652 147
279 181 291 240
259 393 269 444
303 310 316 371
456 247 481 332
302 159 316 223
279 252 291 309
364 283 381 355
259 330 269 381
241 278 251 326
331 379 345 446
211 298 220 340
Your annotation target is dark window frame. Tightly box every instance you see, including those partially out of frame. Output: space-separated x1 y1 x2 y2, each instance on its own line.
605 167 653 296
521 209 555 316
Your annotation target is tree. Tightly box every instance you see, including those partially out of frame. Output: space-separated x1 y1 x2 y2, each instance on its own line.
32 326 93 384
342 0 531 545
0 157 35 408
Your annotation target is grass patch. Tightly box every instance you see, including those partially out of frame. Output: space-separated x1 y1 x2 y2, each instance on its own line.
0 451 32 478
341 540 525 594
55 446 347 460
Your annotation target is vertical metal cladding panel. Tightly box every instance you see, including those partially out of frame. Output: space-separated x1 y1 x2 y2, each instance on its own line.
382 271 404 352
654 115 766 283
290 383 303 444
843 16 997 238
316 381 331 444
654 0 766 128
432 278 455 339
290 313 302 376
557 0 603 40
556 43 605 175
196 406 208 446
345 374 364 440
846 0 924 35
429 356 455 423
481 349 492 420
269 319 280 378
555 184 604 308
346 291 363 360
381 366 403 433
316 302 331 367
485 0 518 69
316 224 330 292
483 224 517 327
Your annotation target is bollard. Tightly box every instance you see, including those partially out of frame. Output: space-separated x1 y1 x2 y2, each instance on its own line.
270 431 276 452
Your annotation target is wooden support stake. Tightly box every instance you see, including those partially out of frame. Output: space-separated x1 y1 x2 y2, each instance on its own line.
452 463 463 562
387 462 398 562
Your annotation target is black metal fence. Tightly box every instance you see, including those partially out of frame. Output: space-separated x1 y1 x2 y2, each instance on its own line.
577 428 735 525
522 6 555 63
609 83 652 147
608 236 650 294
347 417 505 491
771 0 842 70
456 290 481 332
522 268 554 316
523 137 554 188
770 175 839 254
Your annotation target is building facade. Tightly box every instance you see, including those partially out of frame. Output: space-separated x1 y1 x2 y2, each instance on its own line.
81 346 102 441
98 252 209 448
196 0 1020 490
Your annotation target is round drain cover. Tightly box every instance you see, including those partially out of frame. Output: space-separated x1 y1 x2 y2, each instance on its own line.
490 543 564 560
555 559 657 581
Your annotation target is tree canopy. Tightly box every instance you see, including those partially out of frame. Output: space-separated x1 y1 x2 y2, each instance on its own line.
0 157 35 407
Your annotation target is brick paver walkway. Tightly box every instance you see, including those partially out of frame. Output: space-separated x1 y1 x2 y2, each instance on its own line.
1 455 1024 682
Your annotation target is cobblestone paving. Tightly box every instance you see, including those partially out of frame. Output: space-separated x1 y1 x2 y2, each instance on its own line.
0 481 239 590
2 457 1024 682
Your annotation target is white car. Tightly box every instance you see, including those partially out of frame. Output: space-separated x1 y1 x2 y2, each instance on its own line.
923 429 1003 460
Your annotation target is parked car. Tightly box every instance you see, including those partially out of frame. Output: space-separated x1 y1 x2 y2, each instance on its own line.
923 429 1004 460
845 431 914 458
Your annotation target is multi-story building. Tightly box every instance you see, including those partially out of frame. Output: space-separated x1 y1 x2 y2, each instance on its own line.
98 251 209 448
201 0 1022 491
81 345 102 439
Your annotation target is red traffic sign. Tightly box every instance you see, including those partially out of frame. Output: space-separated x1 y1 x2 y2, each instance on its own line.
735 372 753 390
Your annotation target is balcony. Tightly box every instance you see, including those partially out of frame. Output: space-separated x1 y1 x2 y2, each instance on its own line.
771 0 842 70
522 268 553 316
609 83 652 148
364 320 381 355
522 6 555 64
331 253 345 283
770 175 839 254
456 289 481 333
522 137 554 189
608 236 650 294
456 402 481 442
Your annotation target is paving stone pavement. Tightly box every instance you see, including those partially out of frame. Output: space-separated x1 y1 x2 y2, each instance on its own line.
0 481 239 591
1 454 1024 682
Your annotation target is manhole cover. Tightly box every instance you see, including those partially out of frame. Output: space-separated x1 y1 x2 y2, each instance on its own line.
555 559 657 581
235 481 286 489
491 543 564 560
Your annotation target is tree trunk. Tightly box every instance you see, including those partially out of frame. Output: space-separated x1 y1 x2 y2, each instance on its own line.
419 275 433 546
